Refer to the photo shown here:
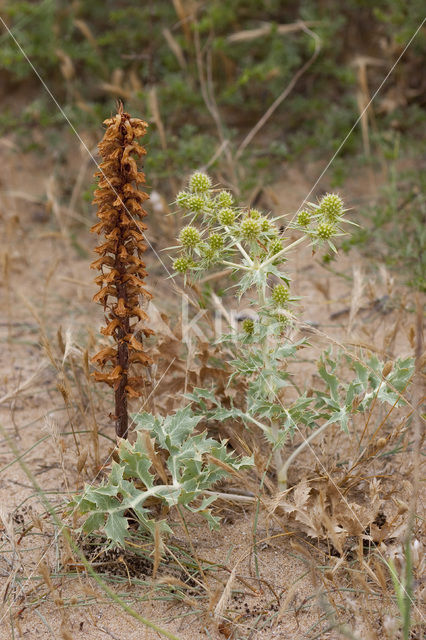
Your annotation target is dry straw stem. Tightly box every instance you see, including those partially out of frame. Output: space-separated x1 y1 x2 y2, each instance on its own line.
91 105 154 439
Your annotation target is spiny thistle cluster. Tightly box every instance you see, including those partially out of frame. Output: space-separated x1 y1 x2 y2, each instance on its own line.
172 172 284 278
91 105 153 439
293 192 349 250
172 173 347 335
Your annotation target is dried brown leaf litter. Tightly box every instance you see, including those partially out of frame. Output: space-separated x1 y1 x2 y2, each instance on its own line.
91 105 153 438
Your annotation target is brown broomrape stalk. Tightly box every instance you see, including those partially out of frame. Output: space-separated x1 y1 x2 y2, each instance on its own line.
91 104 153 439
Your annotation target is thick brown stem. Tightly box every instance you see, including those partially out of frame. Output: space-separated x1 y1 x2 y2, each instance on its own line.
115 256 130 438
115 332 129 438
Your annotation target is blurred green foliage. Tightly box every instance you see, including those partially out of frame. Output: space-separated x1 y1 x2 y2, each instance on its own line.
1 1 424 174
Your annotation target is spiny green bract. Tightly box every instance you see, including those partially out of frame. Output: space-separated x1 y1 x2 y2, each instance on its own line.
272 284 290 306
297 210 311 226
209 233 224 250
240 216 261 240
319 193 343 221
179 225 200 248
316 221 335 239
218 207 236 226
189 171 212 193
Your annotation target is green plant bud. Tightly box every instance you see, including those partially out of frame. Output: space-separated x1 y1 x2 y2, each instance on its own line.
269 238 283 255
209 233 224 250
319 193 343 220
219 207 236 226
179 225 201 248
249 208 261 219
216 190 234 208
173 256 190 273
271 284 290 306
242 318 254 334
176 190 190 208
188 194 206 212
189 171 212 194
297 210 311 226
276 313 289 326
316 221 335 239
260 216 271 232
240 216 261 240
201 245 216 262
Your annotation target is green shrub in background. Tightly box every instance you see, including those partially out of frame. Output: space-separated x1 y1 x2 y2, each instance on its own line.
1 0 424 181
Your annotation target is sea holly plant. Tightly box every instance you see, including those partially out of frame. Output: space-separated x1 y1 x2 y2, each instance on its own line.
171 173 414 489
72 406 253 547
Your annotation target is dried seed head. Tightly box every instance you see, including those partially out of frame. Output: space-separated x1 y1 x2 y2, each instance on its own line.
91 106 153 438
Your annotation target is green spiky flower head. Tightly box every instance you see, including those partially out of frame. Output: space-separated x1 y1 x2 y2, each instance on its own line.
189 172 211 194
249 209 261 219
219 207 236 226
216 190 233 208
242 318 254 335
176 190 190 208
188 194 206 213
260 216 271 232
316 221 335 239
209 233 224 251
271 284 290 306
240 216 261 241
319 193 343 221
297 210 311 227
173 256 191 273
200 244 216 263
269 238 283 255
179 225 201 248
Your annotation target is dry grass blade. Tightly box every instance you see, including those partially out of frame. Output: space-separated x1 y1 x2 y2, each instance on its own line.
227 20 320 43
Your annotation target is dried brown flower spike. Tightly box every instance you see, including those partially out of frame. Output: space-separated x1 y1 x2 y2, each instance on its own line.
91 105 153 439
